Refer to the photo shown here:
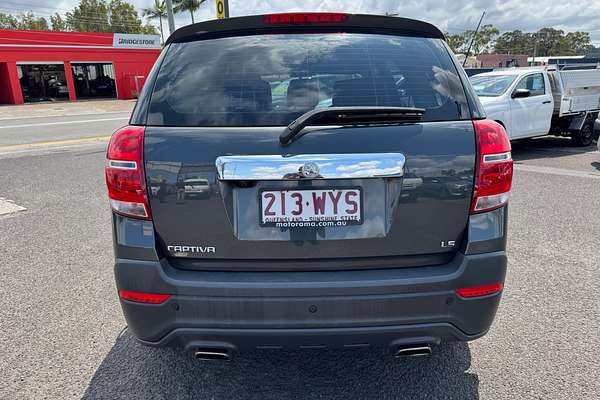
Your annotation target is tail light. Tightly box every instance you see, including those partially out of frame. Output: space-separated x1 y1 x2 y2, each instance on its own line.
105 126 151 219
456 283 504 298
263 13 349 25
119 290 171 304
471 120 513 214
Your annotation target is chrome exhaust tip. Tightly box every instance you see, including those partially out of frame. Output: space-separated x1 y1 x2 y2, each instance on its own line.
394 345 432 358
194 349 231 361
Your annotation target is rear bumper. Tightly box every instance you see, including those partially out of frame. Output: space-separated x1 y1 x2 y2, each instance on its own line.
115 251 506 351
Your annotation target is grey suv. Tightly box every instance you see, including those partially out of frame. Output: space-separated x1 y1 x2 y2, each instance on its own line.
106 13 512 360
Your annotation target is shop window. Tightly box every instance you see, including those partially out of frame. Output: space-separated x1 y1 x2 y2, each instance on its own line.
71 63 116 99
18 64 70 102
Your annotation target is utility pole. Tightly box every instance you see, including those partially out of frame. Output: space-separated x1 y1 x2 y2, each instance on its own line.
165 0 176 34
463 11 486 67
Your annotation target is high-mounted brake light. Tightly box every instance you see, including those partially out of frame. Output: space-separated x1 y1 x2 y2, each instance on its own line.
119 290 171 304
263 13 349 25
471 120 513 214
105 126 151 219
456 283 504 298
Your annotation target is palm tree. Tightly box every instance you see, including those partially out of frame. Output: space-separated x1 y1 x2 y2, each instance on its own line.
143 0 167 43
173 0 207 24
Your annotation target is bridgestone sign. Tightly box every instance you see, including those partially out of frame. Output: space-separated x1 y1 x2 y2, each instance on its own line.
113 33 161 49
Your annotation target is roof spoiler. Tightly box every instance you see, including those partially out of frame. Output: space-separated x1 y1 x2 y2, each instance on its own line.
165 13 445 45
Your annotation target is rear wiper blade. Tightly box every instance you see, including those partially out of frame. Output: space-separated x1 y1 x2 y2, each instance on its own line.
279 106 425 145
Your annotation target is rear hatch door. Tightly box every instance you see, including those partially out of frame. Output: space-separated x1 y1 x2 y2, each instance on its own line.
143 23 476 264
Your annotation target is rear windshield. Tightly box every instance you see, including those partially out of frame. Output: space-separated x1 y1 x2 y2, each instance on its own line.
148 33 469 126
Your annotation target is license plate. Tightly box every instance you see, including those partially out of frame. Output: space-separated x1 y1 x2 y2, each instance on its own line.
260 188 362 227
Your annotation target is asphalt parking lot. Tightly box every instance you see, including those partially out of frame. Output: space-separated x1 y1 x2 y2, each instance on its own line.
0 128 599 399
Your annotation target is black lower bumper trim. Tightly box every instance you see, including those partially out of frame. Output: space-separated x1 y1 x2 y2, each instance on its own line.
137 323 487 352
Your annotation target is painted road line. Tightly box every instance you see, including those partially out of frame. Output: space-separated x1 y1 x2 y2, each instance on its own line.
0 111 131 122
514 163 600 179
0 117 128 129
0 198 26 216
518 146 597 155
0 136 111 152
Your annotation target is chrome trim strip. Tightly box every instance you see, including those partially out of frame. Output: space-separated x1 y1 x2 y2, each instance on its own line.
215 153 405 181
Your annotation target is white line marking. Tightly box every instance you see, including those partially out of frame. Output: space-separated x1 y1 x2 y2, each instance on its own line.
516 146 596 155
0 117 128 129
0 111 131 122
0 136 110 152
0 198 27 216
514 164 600 179
0 140 107 160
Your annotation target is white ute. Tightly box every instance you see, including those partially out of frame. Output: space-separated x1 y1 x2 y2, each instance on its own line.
471 65 600 146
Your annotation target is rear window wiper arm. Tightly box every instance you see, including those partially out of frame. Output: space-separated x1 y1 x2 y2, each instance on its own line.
280 106 425 145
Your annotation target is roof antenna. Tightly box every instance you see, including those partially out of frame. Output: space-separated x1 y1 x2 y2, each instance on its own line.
463 11 486 67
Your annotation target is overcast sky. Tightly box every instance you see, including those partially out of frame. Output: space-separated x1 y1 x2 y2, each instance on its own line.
3 0 599 45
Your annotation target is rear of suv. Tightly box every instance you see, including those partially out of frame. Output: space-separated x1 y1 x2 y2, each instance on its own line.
106 13 512 359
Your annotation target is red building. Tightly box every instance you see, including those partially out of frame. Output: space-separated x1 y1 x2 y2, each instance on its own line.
0 29 161 105
476 54 529 68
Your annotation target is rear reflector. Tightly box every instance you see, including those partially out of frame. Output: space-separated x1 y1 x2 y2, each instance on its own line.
119 290 171 304
109 199 148 218
471 120 513 214
105 126 151 219
263 13 349 25
456 283 504 298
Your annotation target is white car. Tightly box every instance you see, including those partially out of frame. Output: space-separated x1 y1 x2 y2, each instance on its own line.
471 67 600 146
183 178 210 197
471 70 554 140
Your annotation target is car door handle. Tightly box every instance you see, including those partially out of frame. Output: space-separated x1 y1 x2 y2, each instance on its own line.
542 101 552 104
215 153 406 180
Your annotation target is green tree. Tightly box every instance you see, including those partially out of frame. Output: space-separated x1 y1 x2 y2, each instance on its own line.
110 0 150 33
533 27 565 57
463 24 500 54
173 0 207 24
50 13 67 31
494 28 592 56
66 0 157 34
66 0 110 32
0 12 19 29
142 0 166 42
16 12 49 30
445 33 465 54
446 25 500 55
494 30 533 54
563 31 593 55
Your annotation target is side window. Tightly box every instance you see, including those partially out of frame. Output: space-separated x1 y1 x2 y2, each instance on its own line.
514 73 545 97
